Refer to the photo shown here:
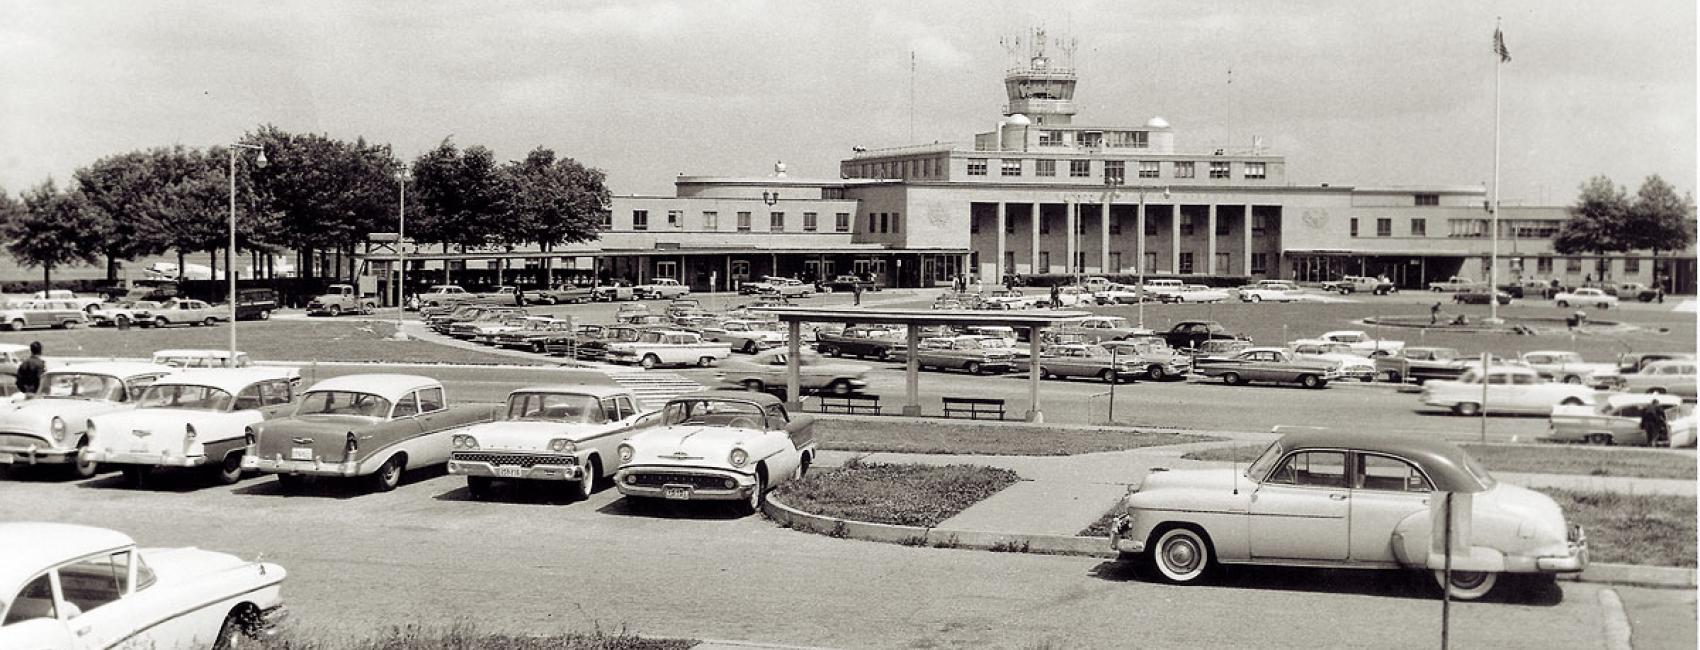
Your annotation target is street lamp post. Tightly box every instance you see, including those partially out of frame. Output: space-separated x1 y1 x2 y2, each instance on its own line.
227 142 266 364
395 169 409 339
1132 184 1170 330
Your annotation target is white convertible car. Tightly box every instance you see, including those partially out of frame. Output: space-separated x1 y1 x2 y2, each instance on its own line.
1107 431 1588 600
0 363 177 479
83 368 299 487
1421 366 1600 416
0 522 287 649
615 390 816 515
448 385 654 502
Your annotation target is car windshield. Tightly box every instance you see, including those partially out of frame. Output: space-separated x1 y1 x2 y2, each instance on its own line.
136 384 235 411
506 392 606 423
295 391 393 418
1246 441 1284 480
42 373 125 401
661 399 766 428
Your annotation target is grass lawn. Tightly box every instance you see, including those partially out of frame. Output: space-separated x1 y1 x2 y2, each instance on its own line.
1181 443 1696 480
815 418 1216 456
259 623 692 649
20 319 549 366
1535 489 1695 567
773 461 1021 527
1079 510 1119 538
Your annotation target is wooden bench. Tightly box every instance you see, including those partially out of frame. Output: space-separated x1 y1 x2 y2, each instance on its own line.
942 396 1006 420
815 394 882 415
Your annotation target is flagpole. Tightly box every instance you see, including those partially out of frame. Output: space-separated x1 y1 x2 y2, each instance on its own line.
1490 19 1503 322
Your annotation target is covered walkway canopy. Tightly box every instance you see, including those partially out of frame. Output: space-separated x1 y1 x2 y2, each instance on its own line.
761 307 1094 422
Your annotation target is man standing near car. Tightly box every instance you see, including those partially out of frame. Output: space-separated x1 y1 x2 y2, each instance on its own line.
15 341 44 394
1641 402 1670 446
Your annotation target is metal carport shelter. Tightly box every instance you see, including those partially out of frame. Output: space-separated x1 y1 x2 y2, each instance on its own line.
760 307 1094 422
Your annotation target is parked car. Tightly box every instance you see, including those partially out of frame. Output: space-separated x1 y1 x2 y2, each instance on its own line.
1453 288 1512 305
0 362 177 478
536 324 606 356
28 290 102 312
593 281 638 302
447 311 531 340
824 275 880 293
0 522 289 649
664 299 704 319
88 301 162 328
700 319 788 354
1192 347 1341 388
144 299 224 328
489 317 576 350
1038 344 1140 383
243 374 499 492
1105 431 1589 600
523 284 595 305
1093 283 1146 305
419 284 472 307
1099 336 1192 381
1321 275 1397 295
907 335 1017 375
1519 350 1617 385
0 300 90 331
572 324 650 362
1161 321 1249 352
1168 284 1231 304
718 348 870 395
305 284 378 316
83 368 299 486
1316 330 1404 357
635 278 691 300
982 289 1044 310
1610 282 1661 302
1547 394 1685 446
1553 288 1618 309
1286 341 1377 382
1595 359 1697 399
1141 279 1186 301
1427 276 1479 292
1374 347 1471 384
1057 316 1143 343
1235 282 1303 303
1190 338 1252 359
0 343 28 375
605 330 734 369
464 315 538 344
448 385 653 502
614 390 816 514
1421 366 1599 416
814 325 903 361
234 287 278 321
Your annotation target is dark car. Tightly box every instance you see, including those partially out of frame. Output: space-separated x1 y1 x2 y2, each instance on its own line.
824 275 880 293
815 325 904 360
1374 347 1471 384
1453 289 1512 305
1161 320 1249 352
234 288 278 320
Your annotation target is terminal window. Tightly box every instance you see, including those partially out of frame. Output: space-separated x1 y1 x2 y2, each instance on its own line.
737 212 752 232
769 212 785 232
1139 161 1159 179
835 213 850 232
1536 257 1553 274
1244 162 1266 179
633 210 649 231
1624 258 1640 273
1251 253 1268 274
703 211 718 230
968 159 988 176
668 210 682 228
1104 160 1125 183
1253 213 1269 236
1349 218 1359 237
803 212 818 232
1410 218 1426 236
1180 214 1195 236
1070 160 1091 178
1376 218 1392 237
1216 216 1230 236
1036 159 1056 177
1039 130 1064 146
1174 162 1196 179
1001 159 1022 176
1179 253 1194 274
1415 193 1440 206
1209 162 1231 179
1566 258 1582 273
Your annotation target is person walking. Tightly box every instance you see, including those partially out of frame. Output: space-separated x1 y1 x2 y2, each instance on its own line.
1641 402 1670 446
1049 284 1061 308
15 341 45 395
852 282 862 306
1430 302 1441 325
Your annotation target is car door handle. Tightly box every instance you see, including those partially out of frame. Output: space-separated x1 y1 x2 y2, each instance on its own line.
1329 493 1348 501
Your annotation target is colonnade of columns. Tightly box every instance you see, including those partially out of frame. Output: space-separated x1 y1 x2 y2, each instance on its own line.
987 201 1266 278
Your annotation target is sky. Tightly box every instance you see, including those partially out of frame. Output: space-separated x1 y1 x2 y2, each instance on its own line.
1 0 1694 204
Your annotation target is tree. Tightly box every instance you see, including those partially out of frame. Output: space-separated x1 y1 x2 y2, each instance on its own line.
2 180 105 289
74 149 180 281
1622 175 1695 253
244 126 399 280
1553 175 1630 258
496 147 610 250
409 140 506 282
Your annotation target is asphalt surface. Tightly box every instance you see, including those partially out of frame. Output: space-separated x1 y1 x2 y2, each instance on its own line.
2 469 1687 649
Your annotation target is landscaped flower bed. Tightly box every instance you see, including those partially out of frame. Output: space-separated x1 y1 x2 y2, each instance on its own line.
773 460 1020 528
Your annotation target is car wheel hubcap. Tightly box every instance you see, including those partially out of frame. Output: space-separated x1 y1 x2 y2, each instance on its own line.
1165 539 1199 573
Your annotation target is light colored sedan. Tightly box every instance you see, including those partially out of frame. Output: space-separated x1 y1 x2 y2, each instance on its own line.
1107 431 1589 600
1616 360 1697 399
1421 366 1598 416
717 348 869 395
615 391 816 515
83 368 299 487
448 386 652 502
1038 344 1140 383
1547 394 1685 446
1553 287 1618 309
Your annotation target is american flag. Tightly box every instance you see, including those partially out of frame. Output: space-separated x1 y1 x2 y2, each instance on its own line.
1493 27 1511 63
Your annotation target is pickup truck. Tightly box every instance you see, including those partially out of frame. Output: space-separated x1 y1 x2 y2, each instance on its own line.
605 330 734 369
306 284 379 316
635 278 691 300
523 284 595 305
1427 276 1479 292
1320 275 1397 295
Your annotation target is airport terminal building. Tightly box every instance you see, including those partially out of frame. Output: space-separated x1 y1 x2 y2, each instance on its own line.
363 35 1695 295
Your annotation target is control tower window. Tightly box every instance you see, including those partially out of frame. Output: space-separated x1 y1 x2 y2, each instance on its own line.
1038 131 1063 146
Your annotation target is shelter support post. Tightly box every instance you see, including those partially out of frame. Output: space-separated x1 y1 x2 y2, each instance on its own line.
1025 325 1043 423
786 321 802 411
903 324 922 416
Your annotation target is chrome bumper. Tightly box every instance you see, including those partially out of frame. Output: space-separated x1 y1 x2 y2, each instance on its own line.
448 458 583 481
82 450 208 467
244 456 360 477
0 445 78 465
1107 514 1145 553
1537 525 1590 573
614 467 755 502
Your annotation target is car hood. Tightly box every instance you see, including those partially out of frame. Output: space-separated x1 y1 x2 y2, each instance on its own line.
141 546 284 587
625 425 761 466
0 398 128 430
1139 467 1242 492
459 420 620 451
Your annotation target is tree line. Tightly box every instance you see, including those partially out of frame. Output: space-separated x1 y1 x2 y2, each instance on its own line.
1554 175 1694 267
0 125 611 288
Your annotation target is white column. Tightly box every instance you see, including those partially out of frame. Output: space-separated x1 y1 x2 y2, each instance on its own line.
786 321 801 411
995 202 1007 280
1136 202 1146 274
1243 204 1254 275
1170 204 1181 273
1100 202 1111 272
1207 204 1218 275
1030 202 1042 273
1025 326 1043 423
1065 202 1077 274
903 325 921 416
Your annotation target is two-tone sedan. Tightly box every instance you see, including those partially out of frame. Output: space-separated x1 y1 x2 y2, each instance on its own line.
448 385 653 502
244 374 498 493
0 523 289 649
700 319 788 354
83 368 298 487
0 363 176 479
1192 347 1341 389
1106 431 1588 600
1038 344 1140 383
1421 366 1599 416
909 335 1017 375
615 391 816 515
1547 394 1685 446
717 348 870 395
1099 337 1192 381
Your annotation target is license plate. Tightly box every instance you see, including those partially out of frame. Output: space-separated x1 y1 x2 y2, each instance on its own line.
289 448 314 461
0 453 11 464
663 485 691 500
131 429 150 438
495 466 525 479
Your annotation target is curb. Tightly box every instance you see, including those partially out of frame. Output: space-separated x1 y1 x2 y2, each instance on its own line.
765 496 1697 589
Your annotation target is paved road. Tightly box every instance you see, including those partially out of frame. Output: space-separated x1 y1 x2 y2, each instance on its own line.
2 471 1685 649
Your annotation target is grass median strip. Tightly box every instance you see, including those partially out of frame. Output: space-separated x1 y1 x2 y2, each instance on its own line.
259 622 692 649
1182 443 1697 480
36 320 553 366
815 418 1216 456
774 460 1021 528
1536 489 1696 568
